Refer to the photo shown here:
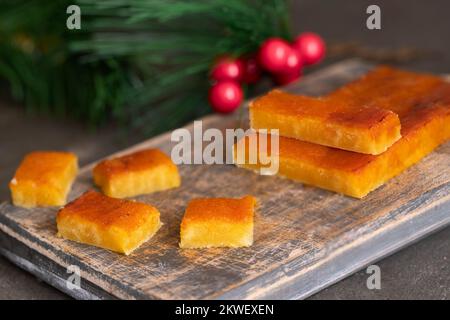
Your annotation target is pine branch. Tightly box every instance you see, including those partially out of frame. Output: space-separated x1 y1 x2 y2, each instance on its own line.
0 0 292 136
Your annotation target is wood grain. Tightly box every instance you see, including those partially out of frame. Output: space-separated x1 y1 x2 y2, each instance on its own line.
0 59 449 299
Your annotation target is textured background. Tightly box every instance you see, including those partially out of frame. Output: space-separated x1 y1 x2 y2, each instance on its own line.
0 0 449 299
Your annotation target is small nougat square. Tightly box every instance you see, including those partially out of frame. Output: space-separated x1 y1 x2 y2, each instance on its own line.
9 151 78 208
180 196 256 249
93 148 180 198
56 190 161 255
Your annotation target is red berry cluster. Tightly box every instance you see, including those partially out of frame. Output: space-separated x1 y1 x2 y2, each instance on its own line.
209 32 325 113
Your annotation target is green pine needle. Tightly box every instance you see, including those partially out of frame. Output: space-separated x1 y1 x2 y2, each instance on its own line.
0 0 292 136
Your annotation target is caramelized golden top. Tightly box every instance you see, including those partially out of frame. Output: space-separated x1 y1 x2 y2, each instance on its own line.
11 151 77 185
251 90 397 129
181 196 256 225
328 66 445 117
400 83 450 134
93 149 176 178
57 190 159 232
328 66 450 135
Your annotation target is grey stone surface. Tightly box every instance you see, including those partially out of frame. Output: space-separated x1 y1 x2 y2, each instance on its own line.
310 226 450 300
0 0 449 299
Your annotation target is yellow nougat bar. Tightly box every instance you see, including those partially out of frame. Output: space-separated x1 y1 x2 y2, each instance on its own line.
9 151 78 208
57 190 161 255
93 148 180 198
236 68 450 198
250 90 401 155
180 196 256 249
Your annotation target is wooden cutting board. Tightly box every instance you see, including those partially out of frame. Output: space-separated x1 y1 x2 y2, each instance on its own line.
0 59 449 300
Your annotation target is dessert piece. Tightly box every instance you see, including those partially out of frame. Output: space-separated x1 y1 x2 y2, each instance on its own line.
56 190 161 255
250 90 401 155
180 196 256 249
93 148 180 198
327 66 445 116
235 67 450 198
9 151 78 208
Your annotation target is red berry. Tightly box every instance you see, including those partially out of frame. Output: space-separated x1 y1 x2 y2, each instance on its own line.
293 32 326 65
283 48 303 74
209 81 243 113
258 38 292 73
242 56 262 84
211 58 244 82
274 69 302 86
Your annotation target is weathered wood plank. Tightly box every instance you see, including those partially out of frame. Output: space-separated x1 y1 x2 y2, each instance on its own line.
0 59 449 299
